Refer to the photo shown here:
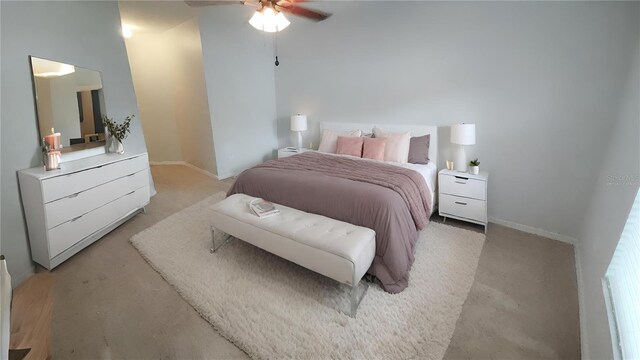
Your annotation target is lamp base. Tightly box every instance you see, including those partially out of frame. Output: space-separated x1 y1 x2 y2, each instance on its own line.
295 131 303 151
454 145 467 172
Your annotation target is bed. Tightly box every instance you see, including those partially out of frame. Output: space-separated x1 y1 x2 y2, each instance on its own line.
228 122 438 293
318 122 439 212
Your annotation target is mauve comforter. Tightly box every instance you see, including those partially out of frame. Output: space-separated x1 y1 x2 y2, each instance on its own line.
227 152 432 293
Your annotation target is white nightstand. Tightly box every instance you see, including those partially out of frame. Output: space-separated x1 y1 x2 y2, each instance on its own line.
438 169 489 233
277 147 313 159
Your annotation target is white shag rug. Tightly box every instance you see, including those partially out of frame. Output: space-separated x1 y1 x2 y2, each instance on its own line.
131 193 485 360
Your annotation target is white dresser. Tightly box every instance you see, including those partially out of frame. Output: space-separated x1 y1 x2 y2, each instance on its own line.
438 169 489 233
18 153 151 269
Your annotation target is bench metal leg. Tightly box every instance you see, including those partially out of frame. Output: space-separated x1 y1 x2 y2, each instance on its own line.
210 227 233 253
349 280 369 318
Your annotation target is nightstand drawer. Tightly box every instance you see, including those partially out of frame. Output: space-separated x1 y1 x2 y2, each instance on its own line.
440 174 486 200
439 194 487 223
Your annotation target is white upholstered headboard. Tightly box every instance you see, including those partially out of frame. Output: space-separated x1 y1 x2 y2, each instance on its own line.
319 122 438 166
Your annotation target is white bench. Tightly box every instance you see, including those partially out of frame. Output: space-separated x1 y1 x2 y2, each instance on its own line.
208 194 376 317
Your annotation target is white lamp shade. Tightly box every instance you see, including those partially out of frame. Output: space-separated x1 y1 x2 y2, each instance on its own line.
290 115 308 132
248 11 264 30
450 123 476 145
274 12 290 31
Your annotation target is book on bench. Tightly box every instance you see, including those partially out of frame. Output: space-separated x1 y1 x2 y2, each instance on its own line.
249 199 280 218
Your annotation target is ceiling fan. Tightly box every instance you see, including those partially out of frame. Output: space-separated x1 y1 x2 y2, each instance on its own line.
185 0 331 32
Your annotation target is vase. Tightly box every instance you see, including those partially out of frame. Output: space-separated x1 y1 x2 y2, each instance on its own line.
113 140 124 154
446 160 454 170
107 136 124 154
469 166 479 175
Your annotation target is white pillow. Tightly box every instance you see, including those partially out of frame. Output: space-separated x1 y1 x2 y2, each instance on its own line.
318 129 362 153
373 127 411 163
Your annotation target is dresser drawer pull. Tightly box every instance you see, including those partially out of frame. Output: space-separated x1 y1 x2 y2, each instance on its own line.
71 215 83 222
454 201 468 205
125 190 136 196
127 173 136 177
67 192 80 199
454 176 469 180
454 181 466 184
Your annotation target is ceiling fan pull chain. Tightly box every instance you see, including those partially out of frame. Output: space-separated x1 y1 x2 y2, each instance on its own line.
274 32 280 66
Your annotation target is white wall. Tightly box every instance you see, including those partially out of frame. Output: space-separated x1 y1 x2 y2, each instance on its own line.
198 6 278 179
0 1 149 287
125 32 185 163
576 36 640 360
274 1 639 241
166 19 217 175
125 19 217 175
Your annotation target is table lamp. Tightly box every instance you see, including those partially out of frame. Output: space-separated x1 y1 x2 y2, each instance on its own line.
290 114 308 150
451 123 476 172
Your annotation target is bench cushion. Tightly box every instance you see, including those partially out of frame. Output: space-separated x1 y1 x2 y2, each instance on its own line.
209 194 376 286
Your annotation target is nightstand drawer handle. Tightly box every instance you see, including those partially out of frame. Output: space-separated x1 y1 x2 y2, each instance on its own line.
454 176 469 180
455 181 466 184
455 201 468 205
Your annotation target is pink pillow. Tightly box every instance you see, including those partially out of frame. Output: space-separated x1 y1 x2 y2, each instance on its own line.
318 129 362 153
362 137 386 161
373 128 411 163
336 136 364 157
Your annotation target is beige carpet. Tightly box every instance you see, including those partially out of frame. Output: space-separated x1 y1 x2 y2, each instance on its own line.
131 192 485 360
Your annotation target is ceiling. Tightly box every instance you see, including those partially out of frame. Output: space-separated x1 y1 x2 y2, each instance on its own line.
118 1 203 34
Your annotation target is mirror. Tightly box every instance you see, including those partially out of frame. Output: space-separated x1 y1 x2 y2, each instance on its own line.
30 56 106 153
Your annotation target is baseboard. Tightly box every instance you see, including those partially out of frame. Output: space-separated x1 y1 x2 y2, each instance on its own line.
11 265 35 289
574 244 590 360
149 161 220 180
180 162 219 180
215 172 237 181
489 217 578 245
149 161 184 166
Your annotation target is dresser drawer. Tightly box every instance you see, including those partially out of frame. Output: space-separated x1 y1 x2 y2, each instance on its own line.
439 193 486 223
48 185 149 258
439 174 486 200
41 154 149 203
44 169 149 229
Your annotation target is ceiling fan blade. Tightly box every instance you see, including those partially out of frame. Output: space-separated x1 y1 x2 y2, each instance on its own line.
184 0 254 7
276 0 307 5
242 1 261 7
275 4 330 21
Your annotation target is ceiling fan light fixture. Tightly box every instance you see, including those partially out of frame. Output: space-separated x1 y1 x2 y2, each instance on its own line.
249 6 289 32
275 12 290 31
262 8 277 32
248 10 264 30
